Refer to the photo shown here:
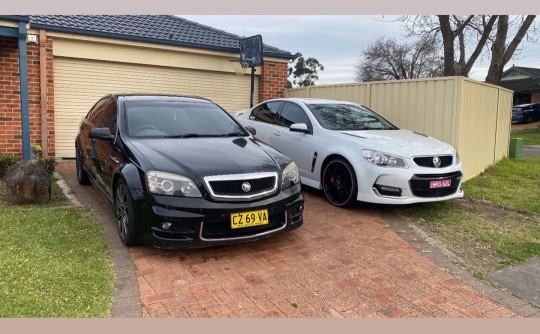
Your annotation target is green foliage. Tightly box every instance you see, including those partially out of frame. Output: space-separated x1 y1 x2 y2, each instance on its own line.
37 157 57 176
287 52 325 88
0 155 19 178
0 154 55 178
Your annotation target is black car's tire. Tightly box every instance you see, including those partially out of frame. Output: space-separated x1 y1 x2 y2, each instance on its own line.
114 178 139 246
75 145 91 185
526 115 533 124
322 158 358 207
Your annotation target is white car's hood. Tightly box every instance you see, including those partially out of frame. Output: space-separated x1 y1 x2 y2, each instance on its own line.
338 129 454 158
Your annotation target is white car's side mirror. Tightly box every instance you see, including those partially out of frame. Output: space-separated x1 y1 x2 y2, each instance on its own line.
290 123 310 134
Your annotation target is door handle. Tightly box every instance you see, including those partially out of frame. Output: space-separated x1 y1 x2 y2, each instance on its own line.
272 130 281 136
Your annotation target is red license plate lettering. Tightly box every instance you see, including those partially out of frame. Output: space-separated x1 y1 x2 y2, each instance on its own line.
429 179 451 189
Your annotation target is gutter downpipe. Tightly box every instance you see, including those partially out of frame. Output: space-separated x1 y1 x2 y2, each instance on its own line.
18 22 31 160
39 29 48 157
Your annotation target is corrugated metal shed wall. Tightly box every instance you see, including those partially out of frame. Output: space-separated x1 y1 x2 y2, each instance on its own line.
286 77 513 180
54 57 259 157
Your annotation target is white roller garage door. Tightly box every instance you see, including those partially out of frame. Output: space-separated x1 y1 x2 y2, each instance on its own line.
54 57 259 158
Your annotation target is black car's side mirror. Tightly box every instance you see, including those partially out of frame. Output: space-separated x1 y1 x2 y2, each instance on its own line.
89 127 114 142
245 126 257 136
290 123 311 134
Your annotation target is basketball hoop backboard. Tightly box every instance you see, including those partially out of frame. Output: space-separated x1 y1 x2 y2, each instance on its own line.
239 35 263 67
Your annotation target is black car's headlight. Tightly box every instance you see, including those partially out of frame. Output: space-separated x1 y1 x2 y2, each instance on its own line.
362 150 408 168
146 170 202 197
281 162 300 190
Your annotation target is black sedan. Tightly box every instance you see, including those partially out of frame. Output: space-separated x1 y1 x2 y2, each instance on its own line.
75 94 304 248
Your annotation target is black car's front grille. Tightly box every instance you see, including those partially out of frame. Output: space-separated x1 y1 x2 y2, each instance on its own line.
413 155 454 168
209 177 276 196
201 212 285 240
204 172 278 200
409 172 462 198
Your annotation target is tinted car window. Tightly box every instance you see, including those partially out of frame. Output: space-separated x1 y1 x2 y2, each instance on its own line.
251 101 282 124
126 101 247 138
307 103 398 131
86 97 109 124
92 98 118 133
277 102 311 128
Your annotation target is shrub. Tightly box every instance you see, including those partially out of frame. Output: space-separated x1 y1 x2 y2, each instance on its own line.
0 155 20 178
0 154 55 178
38 157 56 176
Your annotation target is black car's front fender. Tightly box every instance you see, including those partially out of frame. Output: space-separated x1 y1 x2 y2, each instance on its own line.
115 163 145 201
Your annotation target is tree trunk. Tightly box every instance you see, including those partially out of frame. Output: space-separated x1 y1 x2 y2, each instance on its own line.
485 15 536 85
438 15 456 76
485 16 509 85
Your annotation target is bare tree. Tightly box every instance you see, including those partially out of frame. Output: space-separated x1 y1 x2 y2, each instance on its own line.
355 35 443 82
485 15 536 84
397 15 537 85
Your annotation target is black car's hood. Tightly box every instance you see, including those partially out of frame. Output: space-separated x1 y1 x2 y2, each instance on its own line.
128 137 286 180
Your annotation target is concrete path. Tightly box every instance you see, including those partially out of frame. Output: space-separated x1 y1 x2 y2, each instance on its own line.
487 257 540 308
523 145 540 156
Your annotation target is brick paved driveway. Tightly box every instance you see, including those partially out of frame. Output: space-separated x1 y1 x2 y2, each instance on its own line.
56 161 517 318
130 190 516 318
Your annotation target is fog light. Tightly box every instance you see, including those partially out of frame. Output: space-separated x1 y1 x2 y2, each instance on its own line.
374 184 402 197
379 186 399 192
162 222 173 230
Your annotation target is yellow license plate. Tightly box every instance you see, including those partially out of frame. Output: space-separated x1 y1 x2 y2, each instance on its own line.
231 209 269 229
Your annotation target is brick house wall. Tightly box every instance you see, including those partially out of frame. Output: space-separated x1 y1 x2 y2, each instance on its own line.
531 91 540 103
259 60 288 102
0 35 54 158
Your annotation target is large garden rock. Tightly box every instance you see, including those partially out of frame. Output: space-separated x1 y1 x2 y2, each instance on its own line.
4 160 51 205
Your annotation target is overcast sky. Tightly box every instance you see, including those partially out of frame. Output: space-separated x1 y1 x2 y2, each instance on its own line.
181 15 540 85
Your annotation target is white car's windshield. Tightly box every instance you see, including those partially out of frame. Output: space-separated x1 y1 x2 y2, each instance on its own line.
307 103 398 131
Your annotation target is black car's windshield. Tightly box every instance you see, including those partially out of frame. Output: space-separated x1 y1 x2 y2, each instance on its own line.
306 103 398 131
125 101 247 138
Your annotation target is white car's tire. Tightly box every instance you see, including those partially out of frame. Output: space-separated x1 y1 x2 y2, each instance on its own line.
322 158 358 207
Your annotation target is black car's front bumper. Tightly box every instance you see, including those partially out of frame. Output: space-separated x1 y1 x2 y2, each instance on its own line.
132 183 304 249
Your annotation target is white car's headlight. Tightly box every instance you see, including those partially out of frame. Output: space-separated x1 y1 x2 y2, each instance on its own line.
362 150 408 168
454 150 461 165
281 162 300 189
146 170 202 197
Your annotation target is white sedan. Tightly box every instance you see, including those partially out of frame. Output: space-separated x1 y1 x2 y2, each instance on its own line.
236 98 464 207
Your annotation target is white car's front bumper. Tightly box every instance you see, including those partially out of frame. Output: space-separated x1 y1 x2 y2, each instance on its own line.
354 159 464 205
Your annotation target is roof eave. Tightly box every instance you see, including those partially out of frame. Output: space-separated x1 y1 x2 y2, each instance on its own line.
29 23 293 60
0 15 30 23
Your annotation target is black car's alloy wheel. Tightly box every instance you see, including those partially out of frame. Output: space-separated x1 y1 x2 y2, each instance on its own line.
115 179 138 246
75 146 90 185
322 158 358 207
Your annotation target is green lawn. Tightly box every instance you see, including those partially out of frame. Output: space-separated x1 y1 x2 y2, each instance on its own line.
511 125 540 146
395 156 540 278
0 180 114 317
463 156 540 214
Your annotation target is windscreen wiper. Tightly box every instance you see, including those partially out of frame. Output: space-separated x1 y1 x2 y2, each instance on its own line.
164 133 201 138
219 131 247 138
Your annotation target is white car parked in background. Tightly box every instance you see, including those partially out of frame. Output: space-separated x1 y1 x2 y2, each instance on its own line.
236 98 464 207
